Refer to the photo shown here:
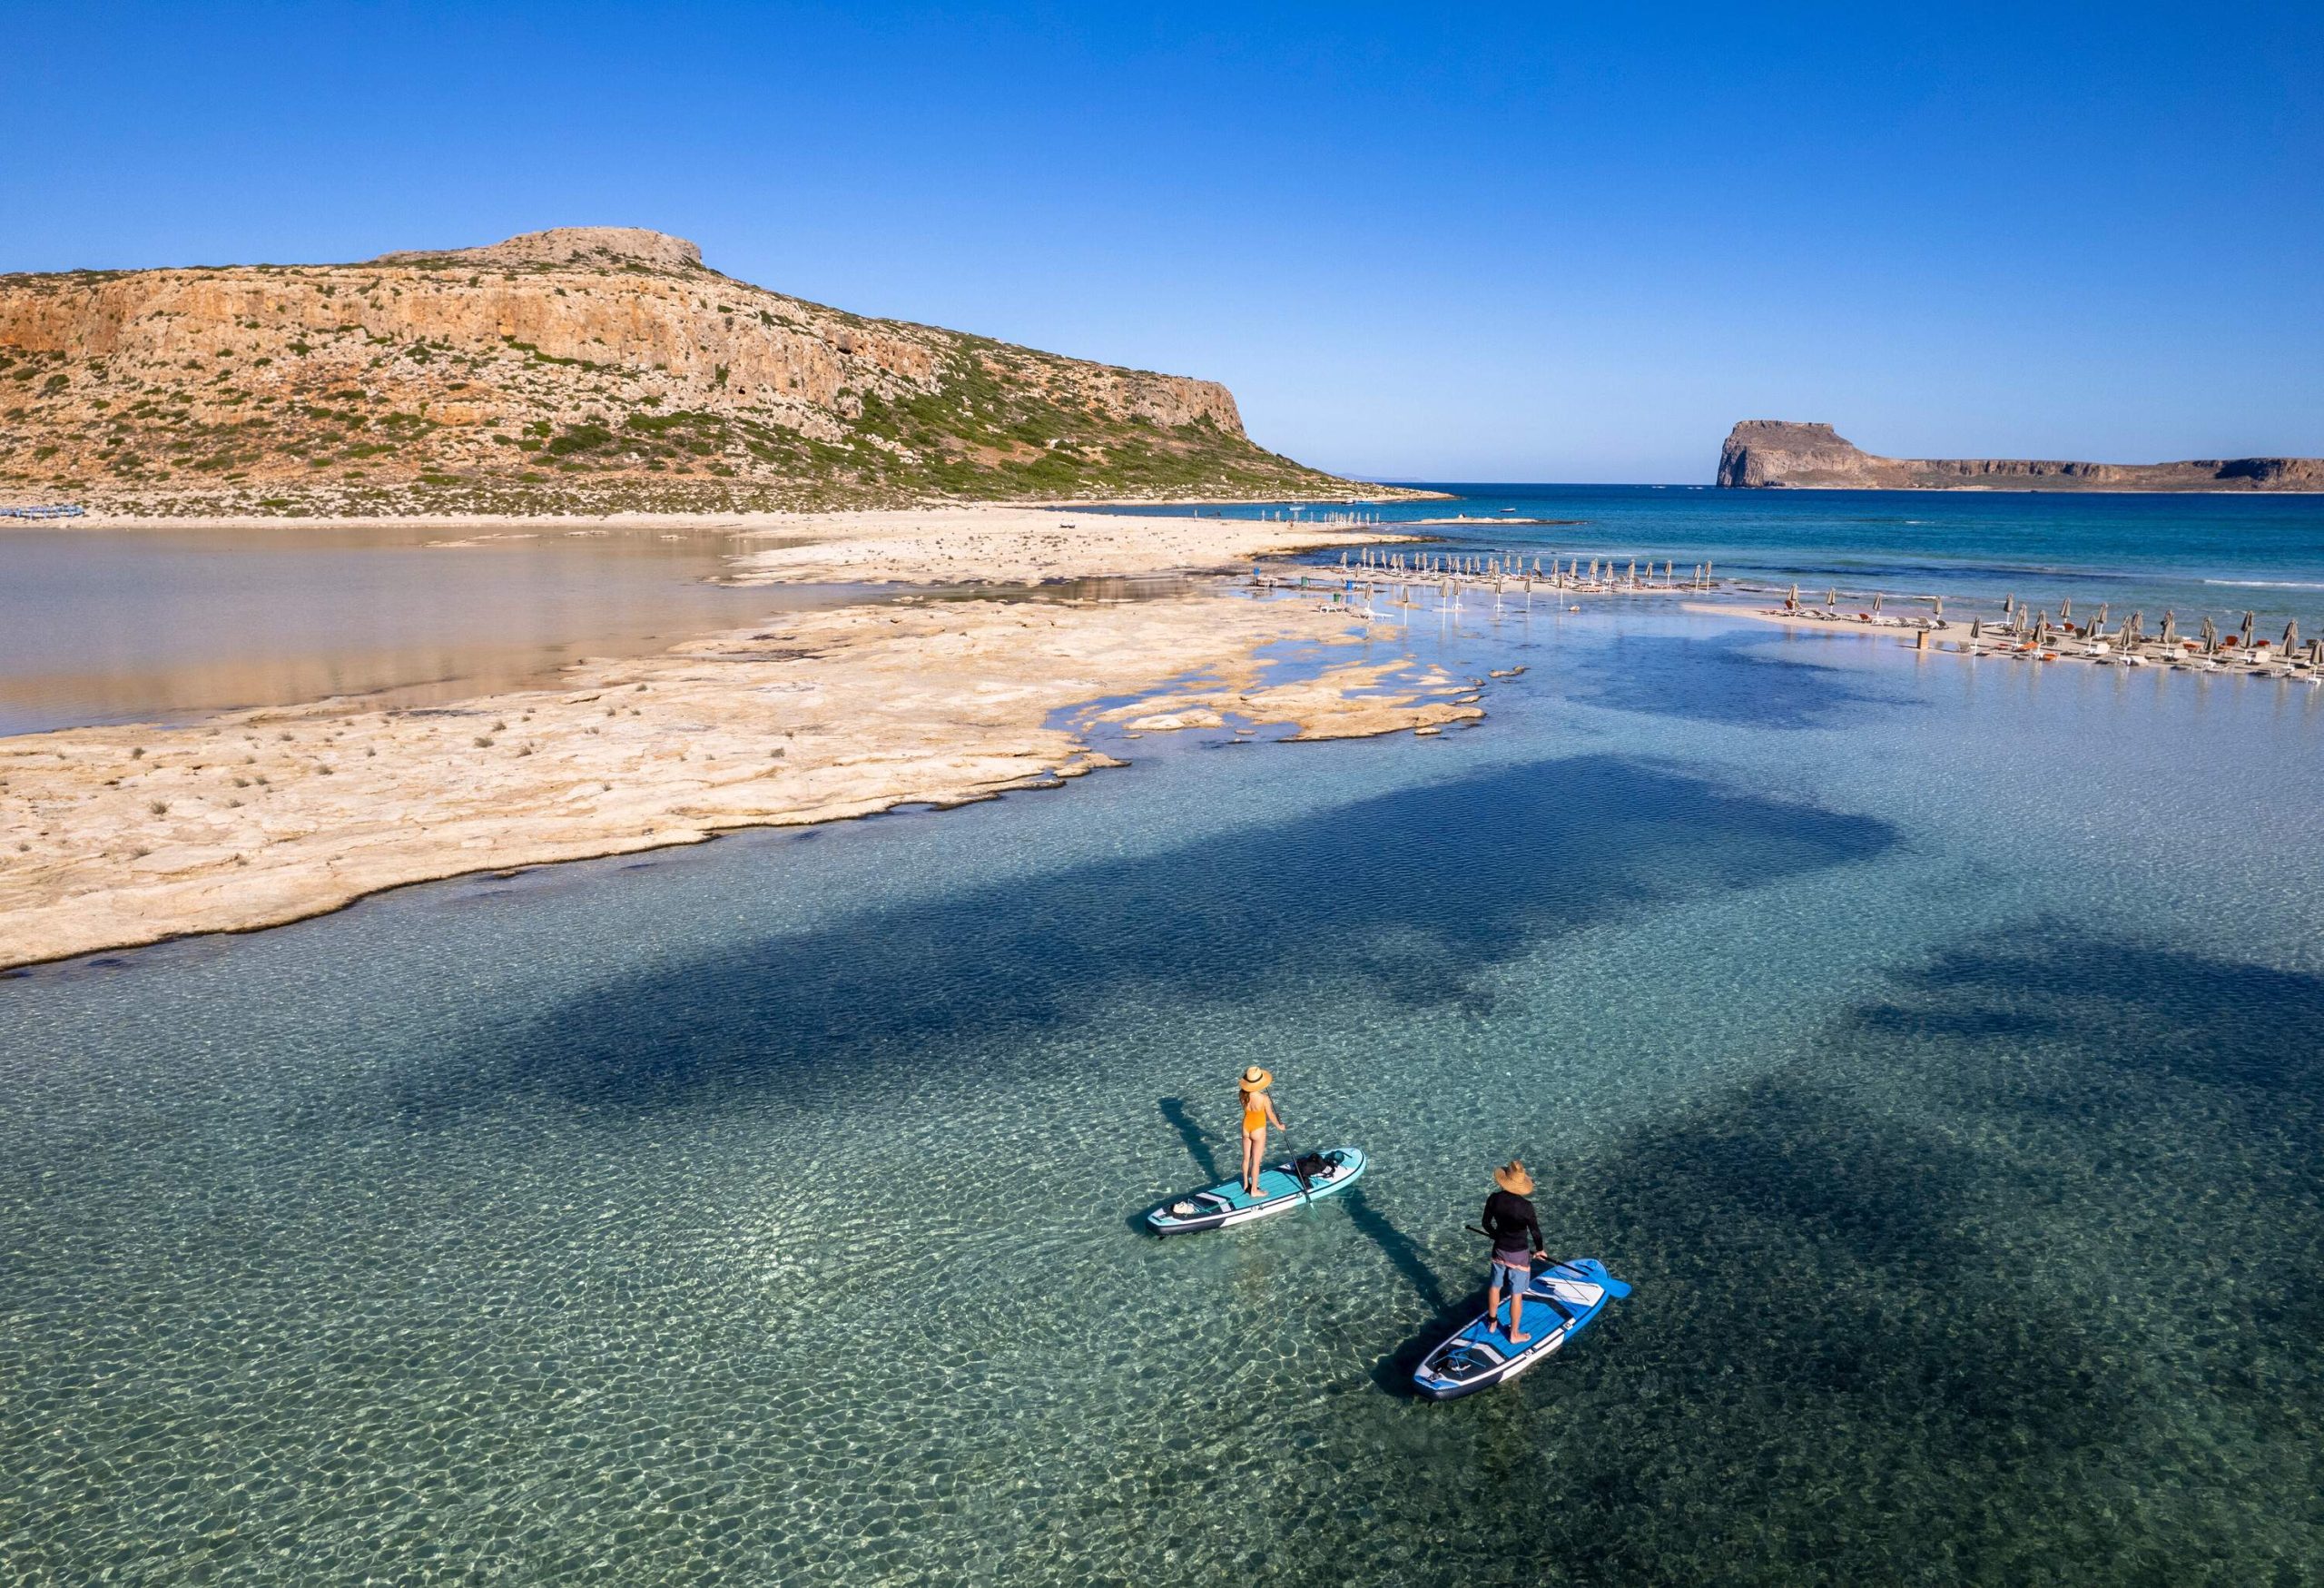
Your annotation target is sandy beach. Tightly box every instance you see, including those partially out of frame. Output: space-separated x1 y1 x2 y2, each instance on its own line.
0 509 1472 969
730 506 1416 585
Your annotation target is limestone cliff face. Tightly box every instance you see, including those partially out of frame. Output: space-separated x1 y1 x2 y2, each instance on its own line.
1715 422 1874 488
0 227 1344 514
1717 420 2324 492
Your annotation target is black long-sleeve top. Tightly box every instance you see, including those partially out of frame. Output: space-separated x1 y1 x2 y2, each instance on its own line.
1482 1189 1544 1258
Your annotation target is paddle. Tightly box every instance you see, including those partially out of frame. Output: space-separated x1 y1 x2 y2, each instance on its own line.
1281 1137 1315 1207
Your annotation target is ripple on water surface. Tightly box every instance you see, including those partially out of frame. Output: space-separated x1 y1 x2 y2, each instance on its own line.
2 607 2321 1584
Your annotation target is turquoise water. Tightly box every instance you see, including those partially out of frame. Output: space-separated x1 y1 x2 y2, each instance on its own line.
5 590 2321 1583
1130 483 2324 636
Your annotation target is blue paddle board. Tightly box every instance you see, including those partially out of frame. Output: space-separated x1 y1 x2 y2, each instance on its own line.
1413 1257 1630 1399
1147 1148 1366 1234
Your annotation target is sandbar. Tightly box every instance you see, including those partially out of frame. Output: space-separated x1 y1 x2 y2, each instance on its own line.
0 510 1472 969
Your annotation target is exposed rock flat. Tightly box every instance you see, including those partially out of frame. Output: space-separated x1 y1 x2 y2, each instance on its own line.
1717 420 2324 491
0 226 1359 516
0 510 1474 969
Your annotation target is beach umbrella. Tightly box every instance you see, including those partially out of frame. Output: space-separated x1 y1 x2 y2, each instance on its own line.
2240 611 2256 647
1933 595 1945 619
1627 558 1637 587
1787 582 1800 612
2096 603 2109 630
1970 617 1983 641
2004 594 2015 616
2062 597 2073 620
2160 610 2175 646
2035 615 2051 646
1873 593 1884 616
2283 620 2299 656
1827 588 1838 610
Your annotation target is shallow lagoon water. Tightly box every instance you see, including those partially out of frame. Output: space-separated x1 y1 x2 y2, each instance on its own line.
4 599 2322 1584
0 521 793 736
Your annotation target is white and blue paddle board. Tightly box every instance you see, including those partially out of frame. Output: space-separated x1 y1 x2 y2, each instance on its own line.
1146 1148 1367 1235
1413 1257 1630 1399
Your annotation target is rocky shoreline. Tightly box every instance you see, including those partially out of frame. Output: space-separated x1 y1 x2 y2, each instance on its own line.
1717 420 2324 492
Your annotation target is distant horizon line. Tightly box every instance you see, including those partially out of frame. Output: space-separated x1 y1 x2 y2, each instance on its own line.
1340 478 2324 497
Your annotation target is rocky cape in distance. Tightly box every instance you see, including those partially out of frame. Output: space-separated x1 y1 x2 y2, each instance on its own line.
0 226 1364 517
1717 420 2324 492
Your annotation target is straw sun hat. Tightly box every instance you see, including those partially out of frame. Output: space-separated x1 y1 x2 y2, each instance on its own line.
1239 1067 1274 1092
1493 1160 1535 1196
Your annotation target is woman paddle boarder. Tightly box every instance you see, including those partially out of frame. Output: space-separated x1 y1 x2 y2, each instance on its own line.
1237 1067 1284 1196
1482 1160 1550 1344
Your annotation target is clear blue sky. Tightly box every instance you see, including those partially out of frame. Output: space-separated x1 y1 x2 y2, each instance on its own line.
6 3 2319 481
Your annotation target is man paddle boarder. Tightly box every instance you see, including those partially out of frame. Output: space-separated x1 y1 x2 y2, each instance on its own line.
1482 1160 1550 1344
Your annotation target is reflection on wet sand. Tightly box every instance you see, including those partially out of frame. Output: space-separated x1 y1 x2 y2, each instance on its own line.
0 521 853 735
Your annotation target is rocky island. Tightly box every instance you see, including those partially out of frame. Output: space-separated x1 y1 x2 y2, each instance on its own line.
0 226 1362 516
1717 420 2323 492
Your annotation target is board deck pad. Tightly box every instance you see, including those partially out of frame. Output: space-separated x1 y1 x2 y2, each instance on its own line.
1146 1148 1366 1234
1413 1257 1631 1399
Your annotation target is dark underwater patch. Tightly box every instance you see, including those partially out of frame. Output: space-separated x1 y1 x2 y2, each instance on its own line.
411 754 1897 1118
1856 923 2324 1096
1329 922 2324 1585
1574 630 1909 731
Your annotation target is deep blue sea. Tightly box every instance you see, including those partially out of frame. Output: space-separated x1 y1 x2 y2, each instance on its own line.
3 494 2322 1583
1130 482 2324 635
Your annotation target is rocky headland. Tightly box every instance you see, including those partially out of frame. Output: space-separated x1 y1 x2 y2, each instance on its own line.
0 227 1364 516
1717 420 2324 492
